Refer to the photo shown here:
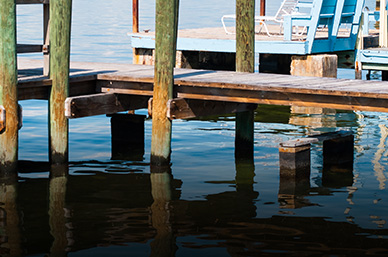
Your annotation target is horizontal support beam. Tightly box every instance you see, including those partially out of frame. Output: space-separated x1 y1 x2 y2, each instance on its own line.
17 44 45 53
167 98 257 119
18 74 97 100
16 0 49 4
65 93 149 118
97 80 153 96
98 80 388 113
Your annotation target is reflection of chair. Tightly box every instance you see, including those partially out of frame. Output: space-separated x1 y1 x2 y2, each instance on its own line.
221 0 300 36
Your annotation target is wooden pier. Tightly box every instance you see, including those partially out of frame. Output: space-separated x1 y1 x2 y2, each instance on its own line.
17 58 388 116
2 0 386 174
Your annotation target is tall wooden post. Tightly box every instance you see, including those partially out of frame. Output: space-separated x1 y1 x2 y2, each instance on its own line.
260 0 266 16
235 0 255 159
151 0 179 166
133 0 139 33
49 0 72 165
0 0 18 175
380 0 388 47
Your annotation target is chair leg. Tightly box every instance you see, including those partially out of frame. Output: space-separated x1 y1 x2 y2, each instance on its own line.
221 16 234 35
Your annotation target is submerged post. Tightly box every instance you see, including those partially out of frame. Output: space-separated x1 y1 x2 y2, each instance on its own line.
151 0 179 166
49 0 72 165
0 0 18 174
235 0 255 159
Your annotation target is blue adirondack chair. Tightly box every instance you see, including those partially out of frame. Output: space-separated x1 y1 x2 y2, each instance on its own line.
283 0 365 53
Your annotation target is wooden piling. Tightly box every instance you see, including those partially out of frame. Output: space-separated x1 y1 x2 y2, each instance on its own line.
0 0 18 174
132 0 139 33
151 0 179 166
235 0 255 159
260 0 266 16
49 0 72 165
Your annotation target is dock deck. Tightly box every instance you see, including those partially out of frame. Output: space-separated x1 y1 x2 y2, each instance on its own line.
18 58 388 117
130 25 364 55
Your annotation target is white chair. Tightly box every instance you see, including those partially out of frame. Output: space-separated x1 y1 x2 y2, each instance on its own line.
221 0 300 36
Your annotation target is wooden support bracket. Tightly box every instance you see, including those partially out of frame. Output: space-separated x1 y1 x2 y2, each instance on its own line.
167 98 257 120
18 104 23 130
64 93 149 119
0 106 6 134
0 104 23 134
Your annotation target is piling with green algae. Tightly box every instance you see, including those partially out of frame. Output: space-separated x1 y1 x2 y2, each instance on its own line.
49 0 72 165
150 0 179 166
235 0 255 159
0 0 18 174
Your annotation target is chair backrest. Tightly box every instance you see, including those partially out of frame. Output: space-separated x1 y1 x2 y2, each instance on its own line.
274 0 300 22
307 0 365 53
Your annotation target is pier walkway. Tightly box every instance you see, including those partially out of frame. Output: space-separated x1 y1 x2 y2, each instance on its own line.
17 58 388 120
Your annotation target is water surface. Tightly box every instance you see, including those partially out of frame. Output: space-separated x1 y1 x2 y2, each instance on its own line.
10 0 388 256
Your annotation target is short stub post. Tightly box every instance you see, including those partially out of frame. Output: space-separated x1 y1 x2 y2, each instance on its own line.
278 138 313 209
110 113 145 161
279 138 315 180
322 132 354 186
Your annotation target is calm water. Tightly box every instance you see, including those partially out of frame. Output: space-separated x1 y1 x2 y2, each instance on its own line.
9 0 388 256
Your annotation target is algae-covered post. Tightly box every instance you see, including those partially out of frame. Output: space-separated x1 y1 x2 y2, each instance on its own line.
151 0 179 166
235 0 255 159
0 0 18 174
49 0 72 165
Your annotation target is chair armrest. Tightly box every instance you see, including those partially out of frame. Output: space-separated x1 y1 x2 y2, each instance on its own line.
283 14 312 40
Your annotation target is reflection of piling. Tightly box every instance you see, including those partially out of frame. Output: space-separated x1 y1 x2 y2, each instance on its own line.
111 114 145 161
0 0 18 174
150 170 177 257
49 165 70 257
49 0 72 165
0 178 22 257
235 0 255 159
235 157 255 193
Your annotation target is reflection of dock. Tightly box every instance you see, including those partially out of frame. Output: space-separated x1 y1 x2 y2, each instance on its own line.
0 165 385 256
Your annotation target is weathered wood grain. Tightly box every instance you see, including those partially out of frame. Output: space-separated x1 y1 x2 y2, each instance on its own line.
235 0 255 159
167 98 257 119
0 106 6 134
49 0 72 165
65 93 149 118
17 59 388 114
16 0 49 4
0 0 18 174
151 0 179 167
17 44 43 53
